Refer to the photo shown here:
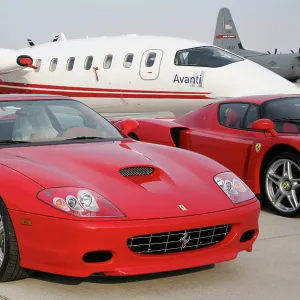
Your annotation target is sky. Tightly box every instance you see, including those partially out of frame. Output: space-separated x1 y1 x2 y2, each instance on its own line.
1 0 300 53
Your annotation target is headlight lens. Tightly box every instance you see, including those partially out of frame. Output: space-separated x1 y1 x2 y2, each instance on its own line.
78 190 96 210
37 187 126 218
214 172 255 204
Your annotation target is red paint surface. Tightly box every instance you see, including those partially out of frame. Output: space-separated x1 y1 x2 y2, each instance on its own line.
117 94 300 195
0 81 211 95
0 95 259 277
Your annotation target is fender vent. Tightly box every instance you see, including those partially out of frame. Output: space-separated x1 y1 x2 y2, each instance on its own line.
119 166 154 177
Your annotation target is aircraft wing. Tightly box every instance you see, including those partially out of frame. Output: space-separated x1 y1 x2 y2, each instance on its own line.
0 48 37 75
293 54 300 60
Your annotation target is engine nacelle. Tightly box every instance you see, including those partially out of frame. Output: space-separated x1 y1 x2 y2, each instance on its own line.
0 48 36 74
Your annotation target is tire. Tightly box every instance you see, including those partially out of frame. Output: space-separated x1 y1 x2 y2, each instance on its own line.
0 200 32 282
261 152 300 217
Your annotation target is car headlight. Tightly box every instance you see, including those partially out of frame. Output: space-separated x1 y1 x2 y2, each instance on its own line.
214 172 255 204
37 187 126 218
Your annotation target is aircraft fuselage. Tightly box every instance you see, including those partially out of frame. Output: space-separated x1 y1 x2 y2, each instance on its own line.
0 35 299 116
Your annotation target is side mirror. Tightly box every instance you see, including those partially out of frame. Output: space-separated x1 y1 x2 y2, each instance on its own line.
252 119 277 137
121 119 139 135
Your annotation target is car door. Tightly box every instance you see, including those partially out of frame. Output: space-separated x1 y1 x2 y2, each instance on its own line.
185 102 265 180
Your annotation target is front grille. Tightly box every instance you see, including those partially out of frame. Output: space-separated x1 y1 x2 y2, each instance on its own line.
119 166 154 177
127 224 231 254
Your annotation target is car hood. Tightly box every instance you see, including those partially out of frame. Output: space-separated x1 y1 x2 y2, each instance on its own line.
1 140 236 220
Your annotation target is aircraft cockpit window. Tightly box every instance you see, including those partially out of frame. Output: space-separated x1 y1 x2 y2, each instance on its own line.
66 57 75 71
103 55 113 69
49 58 58 72
84 56 93 70
34 59 42 72
124 53 134 68
174 46 243 68
145 52 156 67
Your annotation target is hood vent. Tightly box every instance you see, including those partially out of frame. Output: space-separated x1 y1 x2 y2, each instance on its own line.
119 166 154 177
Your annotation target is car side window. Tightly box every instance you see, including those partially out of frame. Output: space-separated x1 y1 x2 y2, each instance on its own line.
218 103 249 129
243 105 261 129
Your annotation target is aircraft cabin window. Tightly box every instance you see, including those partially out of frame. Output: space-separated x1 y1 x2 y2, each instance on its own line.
146 52 156 67
84 56 93 70
34 59 42 72
49 58 58 72
103 55 113 69
174 46 244 68
66 57 75 71
124 53 134 68
218 103 250 129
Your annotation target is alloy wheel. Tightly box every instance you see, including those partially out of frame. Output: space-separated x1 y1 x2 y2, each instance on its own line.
266 158 300 213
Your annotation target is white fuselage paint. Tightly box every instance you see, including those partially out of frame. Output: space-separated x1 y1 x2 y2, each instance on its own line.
0 35 299 116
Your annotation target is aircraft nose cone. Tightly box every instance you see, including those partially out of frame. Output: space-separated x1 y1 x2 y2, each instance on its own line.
223 59 300 97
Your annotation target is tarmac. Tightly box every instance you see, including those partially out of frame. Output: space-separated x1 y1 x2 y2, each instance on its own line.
1 84 300 300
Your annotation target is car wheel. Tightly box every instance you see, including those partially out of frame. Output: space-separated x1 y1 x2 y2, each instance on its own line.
261 152 300 217
0 200 32 282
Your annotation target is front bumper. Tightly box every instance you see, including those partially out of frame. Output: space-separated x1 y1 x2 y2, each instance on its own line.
10 200 260 278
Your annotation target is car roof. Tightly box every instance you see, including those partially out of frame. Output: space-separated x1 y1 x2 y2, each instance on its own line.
218 94 300 105
0 94 72 101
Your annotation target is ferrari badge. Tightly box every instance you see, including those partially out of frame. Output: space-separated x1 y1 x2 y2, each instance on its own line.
255 143 262 153
178 205 187 211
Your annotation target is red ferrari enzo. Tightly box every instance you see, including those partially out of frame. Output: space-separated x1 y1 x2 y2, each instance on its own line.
0 94 259 282
114 94 300 218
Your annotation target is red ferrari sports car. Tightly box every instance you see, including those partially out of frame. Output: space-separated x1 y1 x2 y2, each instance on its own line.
114 94 300 218
0 94 259 282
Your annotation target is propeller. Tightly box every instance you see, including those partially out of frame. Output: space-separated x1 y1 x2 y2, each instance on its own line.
266 48 277 54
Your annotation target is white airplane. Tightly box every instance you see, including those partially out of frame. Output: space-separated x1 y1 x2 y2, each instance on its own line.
0 33 299 117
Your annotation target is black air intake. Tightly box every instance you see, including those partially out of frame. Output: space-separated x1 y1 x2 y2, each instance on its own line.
119 166 154 177
128 224 232 254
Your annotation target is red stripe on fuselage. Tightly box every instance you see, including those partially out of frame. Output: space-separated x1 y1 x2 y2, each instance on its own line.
0 86 212 99
0 81 211 95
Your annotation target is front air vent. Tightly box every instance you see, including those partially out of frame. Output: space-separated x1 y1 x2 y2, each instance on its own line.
119 166 154 177
128 224 232 254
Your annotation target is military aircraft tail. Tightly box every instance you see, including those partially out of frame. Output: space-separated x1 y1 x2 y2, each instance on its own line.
213 7 263 57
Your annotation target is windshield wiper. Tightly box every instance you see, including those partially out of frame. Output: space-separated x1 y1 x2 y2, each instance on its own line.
0 140 31 144
272 118 300 124
65 136 105 141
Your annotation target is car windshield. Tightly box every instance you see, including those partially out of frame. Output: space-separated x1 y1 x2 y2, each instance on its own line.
0 99 125 144
262 97 300 121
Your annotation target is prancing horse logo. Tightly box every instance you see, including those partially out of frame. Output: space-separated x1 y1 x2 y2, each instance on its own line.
255 143 262 153
180 232 190 248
